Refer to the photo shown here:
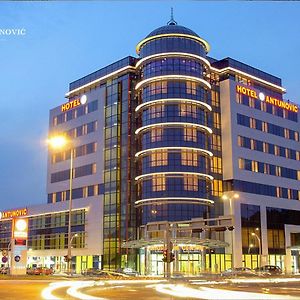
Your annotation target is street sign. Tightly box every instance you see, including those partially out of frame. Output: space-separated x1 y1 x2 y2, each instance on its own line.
2 249 8 257
14 255 21 262
2 256 8 263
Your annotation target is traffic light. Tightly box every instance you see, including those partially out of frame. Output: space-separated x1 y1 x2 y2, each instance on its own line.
170 252 175 262
64 255 71 262
162 249 168 263
162 250 175 263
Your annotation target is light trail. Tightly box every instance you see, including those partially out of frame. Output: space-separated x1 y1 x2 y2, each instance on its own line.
154 284 300 299
66 281 106 300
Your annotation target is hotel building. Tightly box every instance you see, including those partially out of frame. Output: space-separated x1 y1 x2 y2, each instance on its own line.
1 17 299 275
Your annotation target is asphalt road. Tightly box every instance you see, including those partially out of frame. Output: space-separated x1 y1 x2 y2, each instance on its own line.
1 277 300 299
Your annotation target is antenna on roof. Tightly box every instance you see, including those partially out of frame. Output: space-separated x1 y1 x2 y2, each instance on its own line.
167 7 177 25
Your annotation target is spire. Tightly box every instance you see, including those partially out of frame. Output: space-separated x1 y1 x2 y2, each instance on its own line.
167 7 177 25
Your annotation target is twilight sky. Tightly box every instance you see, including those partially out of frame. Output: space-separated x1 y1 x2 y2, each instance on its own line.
0 1 299 211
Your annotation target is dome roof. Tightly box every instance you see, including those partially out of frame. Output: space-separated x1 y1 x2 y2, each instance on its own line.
145 24 200 39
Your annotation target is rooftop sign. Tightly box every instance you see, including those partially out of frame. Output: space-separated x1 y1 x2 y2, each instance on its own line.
0 208 28 220
236 85 298 113
61 95 87 112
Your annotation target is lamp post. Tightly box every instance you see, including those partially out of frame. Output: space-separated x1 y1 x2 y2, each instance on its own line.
251 231 262 268
48 135 74 274
221 192 239 268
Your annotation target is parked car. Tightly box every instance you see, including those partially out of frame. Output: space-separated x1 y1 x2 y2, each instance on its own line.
116 267 139 276
81 268 108 277
0 267 9 274
27 267 54 275
255 265 282 275
221 267 256 277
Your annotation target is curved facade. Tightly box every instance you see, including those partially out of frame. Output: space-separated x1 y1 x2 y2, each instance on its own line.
135 22 214 224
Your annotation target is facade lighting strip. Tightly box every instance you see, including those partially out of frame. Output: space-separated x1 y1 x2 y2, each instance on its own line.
211 66 286 92
135 52 211 69
135 122 213 135
135 98 212 112
135 147 213 158
65 66 136 97
135 171 214 181
136 33 210 54
135 197 214 207
135 75 211 90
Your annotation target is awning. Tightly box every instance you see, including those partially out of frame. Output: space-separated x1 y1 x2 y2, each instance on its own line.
121 237 229 249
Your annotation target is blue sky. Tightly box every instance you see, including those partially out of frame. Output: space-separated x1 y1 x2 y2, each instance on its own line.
0 1 299 210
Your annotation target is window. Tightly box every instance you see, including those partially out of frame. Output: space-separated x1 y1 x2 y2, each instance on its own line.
152 175 166 191
211 156 222 174
151 128 163 142
149 81 167 95
149 105 165 118
150 151 168 167
186 81 197 95
184 127 197 142
183 175 198 191
181 150 198 166
179 104 197 118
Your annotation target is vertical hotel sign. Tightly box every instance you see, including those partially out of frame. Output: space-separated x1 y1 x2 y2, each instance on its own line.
236 85 298 113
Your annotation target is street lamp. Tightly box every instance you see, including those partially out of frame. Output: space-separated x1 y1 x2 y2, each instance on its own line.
221 192 239 268
48 135 74 274
251 230 262 268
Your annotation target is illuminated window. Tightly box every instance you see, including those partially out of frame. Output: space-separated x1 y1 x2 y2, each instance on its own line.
152 175 166 191
183 175 198 191
212 134 221 151
212 112 221 129
252 161 258 172
184 127 197 142
274 145 280 156
151 128 163 142
92 163 97 174
150 151 168 167
211 156 222 174
249 98 255 108
211 90 219 107
212 179 223 197
295 132 299 142
53 117 58 126
284 128 290 139
149 105 165 118
149 81 167 95
263 142 268 153
186 81 197 95
262 122 268 132
238 158 244 169
264 164 270 174
179 104 197 118
181 150 198 166
250 118 256 129
276 166 281 177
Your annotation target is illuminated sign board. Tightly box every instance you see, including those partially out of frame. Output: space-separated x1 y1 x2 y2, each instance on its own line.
0 208 27 220
236 85 298 113
12 218 28 239
61 94 87 112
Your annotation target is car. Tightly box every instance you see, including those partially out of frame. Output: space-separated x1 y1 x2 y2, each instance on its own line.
255 265 282 275
27 267 53 275
116 267 139 276
81 268 108 277
0 267 9 274
221 267 256 277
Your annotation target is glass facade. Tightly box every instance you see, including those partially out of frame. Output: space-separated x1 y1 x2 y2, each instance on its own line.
135 25 213 225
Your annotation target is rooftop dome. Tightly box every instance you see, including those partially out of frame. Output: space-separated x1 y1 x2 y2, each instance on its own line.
145 24 200 39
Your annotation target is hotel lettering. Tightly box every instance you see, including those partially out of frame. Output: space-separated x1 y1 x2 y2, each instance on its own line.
236 85 298 113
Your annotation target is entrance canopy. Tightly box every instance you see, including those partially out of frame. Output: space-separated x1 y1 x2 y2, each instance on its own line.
122 237 229 249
